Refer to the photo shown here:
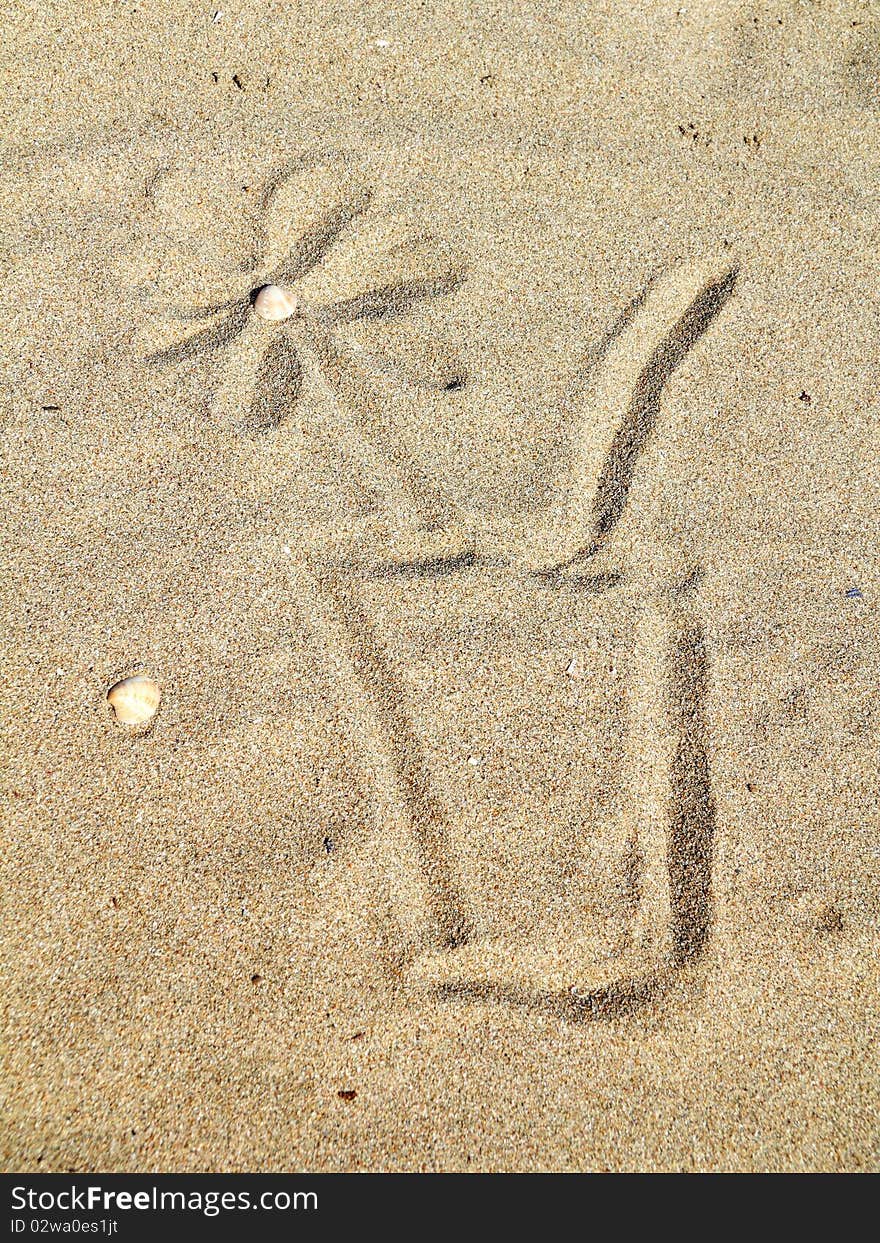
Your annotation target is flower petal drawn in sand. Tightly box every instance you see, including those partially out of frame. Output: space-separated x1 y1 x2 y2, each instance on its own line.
138 154 469 434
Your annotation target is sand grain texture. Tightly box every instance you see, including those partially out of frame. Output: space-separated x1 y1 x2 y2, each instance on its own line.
1 0 878 1172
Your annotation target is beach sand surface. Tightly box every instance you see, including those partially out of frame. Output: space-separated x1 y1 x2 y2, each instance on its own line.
1 0 878 1170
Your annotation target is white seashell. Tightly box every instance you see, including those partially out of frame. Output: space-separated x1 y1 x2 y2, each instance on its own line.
253 284 299 321
107 674 161 726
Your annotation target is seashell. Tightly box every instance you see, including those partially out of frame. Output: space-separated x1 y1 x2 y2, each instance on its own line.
106 674 161 726
565 654 584 679
253 284 299 321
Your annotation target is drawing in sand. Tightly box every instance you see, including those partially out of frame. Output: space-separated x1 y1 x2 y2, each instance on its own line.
142 151 737 1016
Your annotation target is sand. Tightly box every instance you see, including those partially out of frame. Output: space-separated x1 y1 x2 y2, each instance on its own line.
1 0 878 1172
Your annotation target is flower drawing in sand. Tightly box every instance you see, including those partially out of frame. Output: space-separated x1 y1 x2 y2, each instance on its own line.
122 144 739 1010
134 151 470 435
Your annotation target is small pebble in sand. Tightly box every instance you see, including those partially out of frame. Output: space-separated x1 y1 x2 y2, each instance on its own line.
253 284 299 321
106 674 161 726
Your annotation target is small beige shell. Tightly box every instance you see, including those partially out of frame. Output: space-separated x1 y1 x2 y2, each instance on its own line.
107 674 161 726
253 284 299 321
